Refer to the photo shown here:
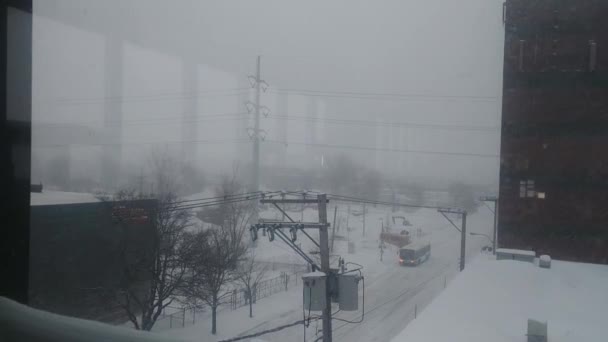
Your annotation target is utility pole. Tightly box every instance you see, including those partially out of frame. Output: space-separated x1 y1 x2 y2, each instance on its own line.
331 206 337 252
362 203 366 237
479 195 498 255
346 204 350 230
317 194 332 342
301 192 306 222
493 199 498 255
438 207 467 271
281 192 286 220
253 194 334 341
252 55 261 196
247 56 269 222
460 211 467 271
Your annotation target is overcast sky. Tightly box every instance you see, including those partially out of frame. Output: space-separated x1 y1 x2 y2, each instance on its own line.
31 0 505 189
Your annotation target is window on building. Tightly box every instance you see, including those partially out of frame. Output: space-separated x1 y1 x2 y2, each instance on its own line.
520 179 535 198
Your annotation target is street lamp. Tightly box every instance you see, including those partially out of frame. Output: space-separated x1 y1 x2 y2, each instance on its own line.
437 207 467 272
479 195 498 255
469 232 494 247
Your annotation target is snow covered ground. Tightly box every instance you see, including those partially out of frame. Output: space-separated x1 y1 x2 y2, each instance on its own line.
391 257 608 342
31 189 495 341
161 202 495 342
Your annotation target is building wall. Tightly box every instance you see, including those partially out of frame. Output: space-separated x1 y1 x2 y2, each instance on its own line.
499 0 608 263
29 199 157 323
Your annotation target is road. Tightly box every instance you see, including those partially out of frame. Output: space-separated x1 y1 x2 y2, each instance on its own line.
226 205 495 342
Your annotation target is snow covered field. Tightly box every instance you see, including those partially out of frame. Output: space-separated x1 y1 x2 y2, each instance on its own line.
391 257 608 342
162 201 495 342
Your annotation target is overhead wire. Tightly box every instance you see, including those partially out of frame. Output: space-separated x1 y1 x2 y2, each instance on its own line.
34 138 250 148
36 88 250 106
269 88 498 102
172 190 281 206
52 191 314 224
217 317 320 342
265 140 499 158
271 114 499 132
327 193 444 210
37 112 248 129
34 190 279 223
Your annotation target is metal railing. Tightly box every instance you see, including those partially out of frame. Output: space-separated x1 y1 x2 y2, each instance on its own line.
229 268 307 310
154 267 308 330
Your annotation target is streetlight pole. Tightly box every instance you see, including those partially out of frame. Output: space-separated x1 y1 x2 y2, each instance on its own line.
469 232 494 247
479 195 498 255
437 208 467 272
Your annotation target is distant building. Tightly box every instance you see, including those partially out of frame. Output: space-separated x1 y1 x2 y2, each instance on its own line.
498 0 608 263
29 192 157 323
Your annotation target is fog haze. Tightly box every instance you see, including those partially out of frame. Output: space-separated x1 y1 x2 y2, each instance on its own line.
31 0 504 192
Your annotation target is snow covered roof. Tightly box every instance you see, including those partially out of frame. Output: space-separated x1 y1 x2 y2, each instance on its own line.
391 257 608 342
496 248 536 257
30 191 100 206
400 240 431 250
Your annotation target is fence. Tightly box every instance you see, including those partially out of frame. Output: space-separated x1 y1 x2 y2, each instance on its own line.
153 267 309 331
155 305 187 330
229 269 307 310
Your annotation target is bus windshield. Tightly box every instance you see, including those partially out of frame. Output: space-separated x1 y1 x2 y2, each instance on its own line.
400 249 415 260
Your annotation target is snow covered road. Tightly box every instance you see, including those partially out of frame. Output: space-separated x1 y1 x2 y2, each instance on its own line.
165 204 494 342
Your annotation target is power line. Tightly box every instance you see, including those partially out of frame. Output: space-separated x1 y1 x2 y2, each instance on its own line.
270 88 498 102
34 191 278 223
173 190 273 205
265 140 499 158
37 112 248 129
171 190 297 211
40 112 497 132
327 193 442 210
34 88 250 106
271 114 499 132
33 138 250 148
218 318 319 342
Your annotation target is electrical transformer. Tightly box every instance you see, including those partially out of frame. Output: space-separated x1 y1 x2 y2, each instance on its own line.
302 272 326 311
338 274 360 311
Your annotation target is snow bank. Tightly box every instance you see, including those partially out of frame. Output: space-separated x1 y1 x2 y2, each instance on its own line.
0 297 193 342
391 257 608 342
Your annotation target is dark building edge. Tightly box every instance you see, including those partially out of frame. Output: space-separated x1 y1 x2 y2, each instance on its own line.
1 0 32 303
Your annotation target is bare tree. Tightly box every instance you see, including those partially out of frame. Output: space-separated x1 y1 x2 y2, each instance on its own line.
185 172 252 335
235 250 268 318
108 151 193 331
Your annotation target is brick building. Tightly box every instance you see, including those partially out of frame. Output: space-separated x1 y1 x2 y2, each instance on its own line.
499 0 608 263
29 194 157 322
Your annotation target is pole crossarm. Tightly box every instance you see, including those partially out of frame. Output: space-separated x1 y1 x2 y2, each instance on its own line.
437 208 463 232
479 195 498 202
